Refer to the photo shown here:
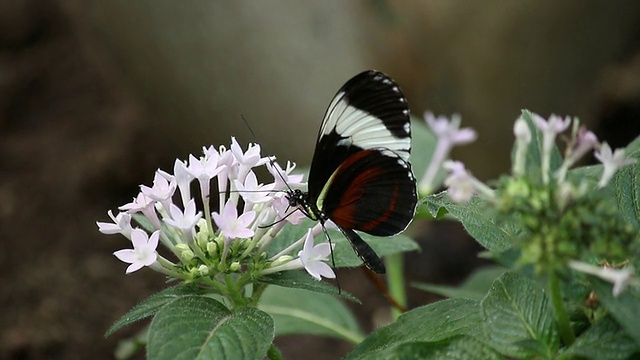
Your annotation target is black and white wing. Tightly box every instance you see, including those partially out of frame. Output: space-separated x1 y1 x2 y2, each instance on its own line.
307 70 411 200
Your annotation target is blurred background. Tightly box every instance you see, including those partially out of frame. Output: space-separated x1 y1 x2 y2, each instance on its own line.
2 1 640 359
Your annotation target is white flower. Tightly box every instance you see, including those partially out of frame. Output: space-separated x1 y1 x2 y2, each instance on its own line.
119 192 161 229
420 112 477 194
230 137 269 182
235 170 276 209
533 114 571 185
569 260 636 297
140 171 177 210
513 117 532 144
266 161 306 190
173 159 194 207
298 229 335 280
212 200 256 240
187 153 223 199
595 142 636 188
97 210 132 238
261 228 335 280
443 161 477 203
163 198 203 235
113 229 160 273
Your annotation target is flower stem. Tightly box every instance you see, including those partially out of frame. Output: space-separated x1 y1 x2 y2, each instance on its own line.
548 271 575 345
386 253 406 320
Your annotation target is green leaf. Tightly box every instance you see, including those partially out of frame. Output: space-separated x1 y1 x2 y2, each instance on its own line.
106 283 207 337
413 265 507 300
559 315 640 360
611 163 640 229
623 134 640 156
258 270 359 302
425 192 517 252
374 336 503 360
147 296 274 360
345 298 482 360
591 277 640 346
410 117 441 188
481 272 558 359
331 231 419 268
258 286 364 343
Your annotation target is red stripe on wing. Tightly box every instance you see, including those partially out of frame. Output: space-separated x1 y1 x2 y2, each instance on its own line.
327 151 380 229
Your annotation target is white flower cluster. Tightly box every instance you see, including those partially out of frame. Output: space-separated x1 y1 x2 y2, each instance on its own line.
97 138 335 281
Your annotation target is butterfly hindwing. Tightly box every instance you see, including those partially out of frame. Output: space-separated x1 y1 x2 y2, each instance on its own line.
307 70 410 201
319 149 417 236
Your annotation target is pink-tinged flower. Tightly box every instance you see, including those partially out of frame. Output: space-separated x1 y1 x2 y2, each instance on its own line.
266 161 306 190
212 200 256 240
119 192 161 229
443 161 476 203
113 229 160 273
533 114 571 184
532 114 571 136
235 171 276 208
271 194 306 225
595 142 637 188
163 199 202 235
298 229 335 280
573 128 599 161
187 153 223 199
420 112 477 194
140 171 177 210
97 210 132 238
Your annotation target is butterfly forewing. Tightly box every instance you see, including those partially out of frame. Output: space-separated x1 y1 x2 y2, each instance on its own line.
307 70 411 201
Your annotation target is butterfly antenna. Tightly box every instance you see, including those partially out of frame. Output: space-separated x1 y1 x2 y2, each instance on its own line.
240 114 295 194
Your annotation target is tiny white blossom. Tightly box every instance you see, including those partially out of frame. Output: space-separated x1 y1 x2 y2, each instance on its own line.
187 153 223 199
266 161 306 190
97 210 132 238
569 260 636 297
235 171 276 209
173 159 194 207
140 171 177 210
595 142 636 188
298 229 335 280
533 114 571 185
443 161 476 203
113 229 160 274
163 198 203 235
119 192 161 229
513 117 532 144
230 137 269 182
212 200 256 240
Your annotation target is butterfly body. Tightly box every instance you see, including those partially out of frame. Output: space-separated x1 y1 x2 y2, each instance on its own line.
288 70 417 274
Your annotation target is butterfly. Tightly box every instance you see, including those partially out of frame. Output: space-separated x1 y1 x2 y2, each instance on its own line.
287 70 417 274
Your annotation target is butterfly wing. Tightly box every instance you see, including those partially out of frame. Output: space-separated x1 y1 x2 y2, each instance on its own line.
319 149 417 237
307 70 411 201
